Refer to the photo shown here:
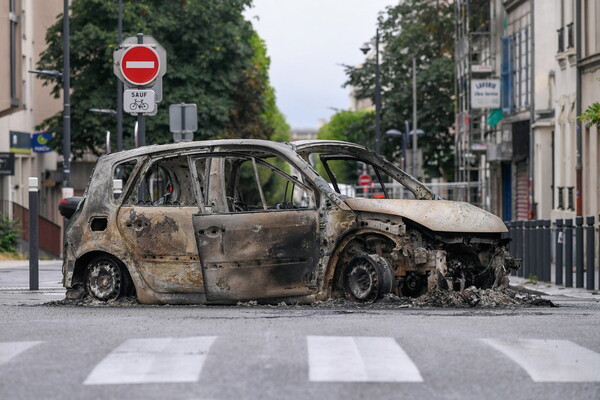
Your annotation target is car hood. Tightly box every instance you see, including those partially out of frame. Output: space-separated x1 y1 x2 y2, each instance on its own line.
344 198 507 233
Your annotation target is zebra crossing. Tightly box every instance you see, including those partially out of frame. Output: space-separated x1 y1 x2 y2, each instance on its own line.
1 336 600 385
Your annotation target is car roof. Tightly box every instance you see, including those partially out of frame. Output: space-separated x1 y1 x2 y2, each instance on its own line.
97 139 372 164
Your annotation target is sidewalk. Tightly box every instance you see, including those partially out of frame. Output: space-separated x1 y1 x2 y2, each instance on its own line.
0 259 65 306
509 275 600 300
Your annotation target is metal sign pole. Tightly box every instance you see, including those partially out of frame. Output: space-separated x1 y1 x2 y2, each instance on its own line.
136 33 146 147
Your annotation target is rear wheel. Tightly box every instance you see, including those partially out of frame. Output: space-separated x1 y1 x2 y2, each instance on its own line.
85 256 131 301
342 254 393 303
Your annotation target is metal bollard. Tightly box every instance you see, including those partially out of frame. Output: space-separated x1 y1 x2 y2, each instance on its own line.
536 220 544 281
586 216 595 290
523 221 530 279
576 216 584 288
565 219 573 287
543 220 552 282
28 177 39 291
555 219 564 285
516 220 524 277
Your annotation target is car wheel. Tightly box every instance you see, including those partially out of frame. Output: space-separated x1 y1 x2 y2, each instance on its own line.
85 256 130 301
342 254 393 303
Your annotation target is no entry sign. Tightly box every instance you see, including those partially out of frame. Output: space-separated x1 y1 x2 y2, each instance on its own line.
358 174 372 186
114 35 166 90
120 45 160 86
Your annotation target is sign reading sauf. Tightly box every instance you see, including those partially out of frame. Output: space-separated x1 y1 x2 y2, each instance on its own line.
61 140 520 304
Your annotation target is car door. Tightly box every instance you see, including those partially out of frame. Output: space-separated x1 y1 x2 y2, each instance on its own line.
191 153 320 302
117 154 204 294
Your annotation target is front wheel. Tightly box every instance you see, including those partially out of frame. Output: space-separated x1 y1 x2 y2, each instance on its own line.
342 254 393 303
85 256 131 301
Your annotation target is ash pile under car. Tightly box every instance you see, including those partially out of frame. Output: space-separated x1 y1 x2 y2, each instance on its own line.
60 139 521 305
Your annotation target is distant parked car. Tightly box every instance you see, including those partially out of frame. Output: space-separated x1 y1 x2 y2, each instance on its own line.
59 197 82 219
61 139 519 304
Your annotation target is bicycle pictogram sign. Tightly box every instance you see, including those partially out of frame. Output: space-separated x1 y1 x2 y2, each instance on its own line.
123 89 156 114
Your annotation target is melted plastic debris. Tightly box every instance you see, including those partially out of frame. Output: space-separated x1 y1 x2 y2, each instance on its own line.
412 287 556 308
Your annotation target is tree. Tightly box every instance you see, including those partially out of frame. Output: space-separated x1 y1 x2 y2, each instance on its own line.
36 0 287 157
579 79 600 127
344 0 455 180
316 110 375 184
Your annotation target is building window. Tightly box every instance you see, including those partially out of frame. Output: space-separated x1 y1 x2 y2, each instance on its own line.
566 22 574 48
557 27 564 53
9 0 19 106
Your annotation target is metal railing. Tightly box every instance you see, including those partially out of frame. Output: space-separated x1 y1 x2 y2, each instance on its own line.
353 181 482 206
506 216 599 290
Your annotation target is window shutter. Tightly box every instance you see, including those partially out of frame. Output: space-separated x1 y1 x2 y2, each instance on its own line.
501 36 513 113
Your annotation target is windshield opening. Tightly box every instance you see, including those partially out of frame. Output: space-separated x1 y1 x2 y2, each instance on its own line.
311 153 418 200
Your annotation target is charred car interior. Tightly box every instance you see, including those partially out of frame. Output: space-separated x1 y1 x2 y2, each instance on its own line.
61 139 521 305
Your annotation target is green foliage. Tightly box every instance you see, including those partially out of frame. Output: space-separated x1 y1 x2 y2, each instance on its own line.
0 216 20 253
344 0 455 180
36 0 288 156
579 80 600 127
316 110 374 183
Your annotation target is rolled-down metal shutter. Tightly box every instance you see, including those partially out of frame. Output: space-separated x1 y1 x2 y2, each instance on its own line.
515 161 528 220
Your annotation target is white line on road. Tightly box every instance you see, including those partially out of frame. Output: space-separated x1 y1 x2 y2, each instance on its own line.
0 341 42 366
126 61 154 69
307 336 423 382
482 338 600 382
84 336 217 385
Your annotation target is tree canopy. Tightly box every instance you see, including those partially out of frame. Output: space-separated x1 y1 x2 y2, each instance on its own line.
316 110 374 184
37 0 288 157
344 0 455 180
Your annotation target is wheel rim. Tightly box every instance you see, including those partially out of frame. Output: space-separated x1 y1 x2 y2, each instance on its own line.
86 258 123 301
346 260 379 302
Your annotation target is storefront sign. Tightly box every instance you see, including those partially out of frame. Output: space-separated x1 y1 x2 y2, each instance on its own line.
32 132 53 153
471 79 501 109
0 152 15 176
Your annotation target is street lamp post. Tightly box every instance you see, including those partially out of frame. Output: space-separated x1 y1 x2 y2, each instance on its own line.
29 0 71 196
62 0 71 191
360 29 382 155
386 124 424 173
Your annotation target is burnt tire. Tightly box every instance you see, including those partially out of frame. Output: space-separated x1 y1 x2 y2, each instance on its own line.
342 254 393 303
85 256 131 301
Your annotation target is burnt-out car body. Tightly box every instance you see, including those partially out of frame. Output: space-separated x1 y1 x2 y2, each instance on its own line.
62 139 519 304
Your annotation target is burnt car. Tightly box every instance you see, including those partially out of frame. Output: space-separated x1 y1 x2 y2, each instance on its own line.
62 139 519 304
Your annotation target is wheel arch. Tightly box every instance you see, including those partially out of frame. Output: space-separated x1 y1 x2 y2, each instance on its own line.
324 228 401 296
72 251 133 289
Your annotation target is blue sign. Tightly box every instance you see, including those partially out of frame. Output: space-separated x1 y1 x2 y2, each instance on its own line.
32 132 52 153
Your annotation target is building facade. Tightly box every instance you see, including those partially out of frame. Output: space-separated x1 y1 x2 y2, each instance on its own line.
456 0 599 222
1 0 63 222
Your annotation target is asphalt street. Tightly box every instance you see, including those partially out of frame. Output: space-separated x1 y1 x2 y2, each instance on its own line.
1 261 600 400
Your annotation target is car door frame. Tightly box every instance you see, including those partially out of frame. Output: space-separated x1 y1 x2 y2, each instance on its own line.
190 151 321 302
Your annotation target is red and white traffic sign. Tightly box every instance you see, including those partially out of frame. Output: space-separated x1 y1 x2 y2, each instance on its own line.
358 174 372 186
120 45 160 86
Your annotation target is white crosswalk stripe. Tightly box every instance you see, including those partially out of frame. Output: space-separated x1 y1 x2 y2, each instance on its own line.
0 341 42 366
307 336 423 382
482 338 600 382
84 336 217 385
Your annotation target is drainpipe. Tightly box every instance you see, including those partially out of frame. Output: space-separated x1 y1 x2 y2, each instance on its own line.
575 0 582 216
529 0 536 219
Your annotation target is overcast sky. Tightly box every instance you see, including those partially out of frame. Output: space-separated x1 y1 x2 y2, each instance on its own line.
245 0 398 129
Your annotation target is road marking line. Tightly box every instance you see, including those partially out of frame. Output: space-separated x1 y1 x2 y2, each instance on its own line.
307 336 423 382
482 338 600 382
126 61 154 69
84 336 217 385
0 341 42 366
